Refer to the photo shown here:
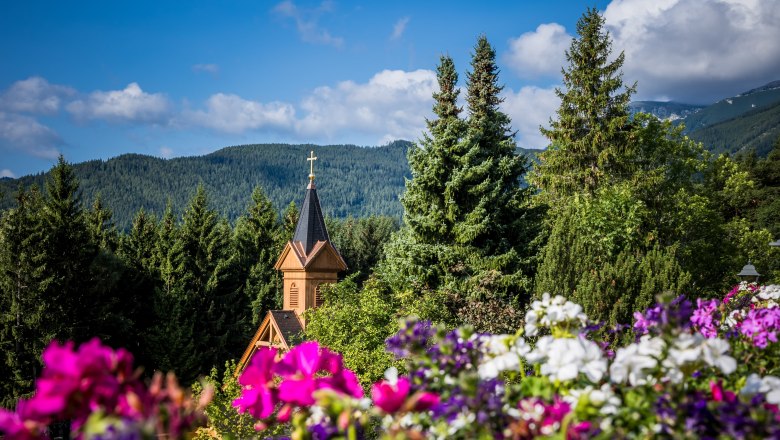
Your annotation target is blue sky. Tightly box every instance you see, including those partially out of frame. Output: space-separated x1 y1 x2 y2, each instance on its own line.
2 0 779 178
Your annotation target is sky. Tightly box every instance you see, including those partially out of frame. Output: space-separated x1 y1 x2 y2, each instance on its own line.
1 0 779 178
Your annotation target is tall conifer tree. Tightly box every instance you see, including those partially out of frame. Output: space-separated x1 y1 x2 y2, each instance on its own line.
531 8 636 202
233 186 282 324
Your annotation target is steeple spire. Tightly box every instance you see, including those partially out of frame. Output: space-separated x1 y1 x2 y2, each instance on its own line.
293 150 330 254
307 150 317 185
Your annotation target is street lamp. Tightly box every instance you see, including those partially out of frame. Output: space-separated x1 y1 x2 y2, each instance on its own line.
771 239 780 248
737 261 761 283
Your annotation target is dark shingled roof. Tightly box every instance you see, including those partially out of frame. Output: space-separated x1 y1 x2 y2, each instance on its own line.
293 183 330 255
269 310 303 346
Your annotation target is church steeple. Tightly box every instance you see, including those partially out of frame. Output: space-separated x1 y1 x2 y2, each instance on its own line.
292 179 330 255
237 149 347 375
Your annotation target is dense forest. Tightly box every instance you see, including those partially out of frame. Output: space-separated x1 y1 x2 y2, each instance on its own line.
1 9 780 435
0 142 414 230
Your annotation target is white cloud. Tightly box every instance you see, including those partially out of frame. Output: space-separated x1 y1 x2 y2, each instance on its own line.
501 86 559 149
296 69 436 143
391 17 410 40
603 0 780 102
186 93 296 133
67 83 171 124
0 112 62 159
1 169 16 178
159 146 174 158
192 64 219 75
505 23 571 79
0 77 75 115
273 0 344 48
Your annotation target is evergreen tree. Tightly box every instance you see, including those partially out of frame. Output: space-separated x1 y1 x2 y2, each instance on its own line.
86 193 118 251
38 156 99 343
0 187 46 405
233 186 282 324
385 38 541 330
161 185 246 382
281 201 299 244
531 7 636 202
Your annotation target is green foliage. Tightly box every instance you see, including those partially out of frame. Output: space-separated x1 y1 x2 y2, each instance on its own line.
192 360 269 440
384 38 541 332
304 275 398 388
326 215 398 284
531 7 636 200
233 187 283 323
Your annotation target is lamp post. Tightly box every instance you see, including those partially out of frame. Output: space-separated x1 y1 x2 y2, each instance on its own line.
737 261 761 283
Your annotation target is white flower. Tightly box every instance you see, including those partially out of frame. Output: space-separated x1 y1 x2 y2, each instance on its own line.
531 336 606 383
478 335 531 379
610 335 664 386
525 310 539 336
700 338 736 375
760 376 780 404
755 284 780 302
741 373 764 396
740 374 780 405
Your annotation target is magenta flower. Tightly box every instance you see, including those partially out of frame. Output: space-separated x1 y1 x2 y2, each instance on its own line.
274 341 363 406
691 299 720 338
371 377 410 413
739 307 780 348
410 391 440 411
233 348 279 420
0 400 48 440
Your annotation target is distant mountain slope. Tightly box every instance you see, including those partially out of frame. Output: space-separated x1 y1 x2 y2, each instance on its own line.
687 100 780 157
681 83 780 132
629 101 704 121
1 142 413 230
629 81 780 158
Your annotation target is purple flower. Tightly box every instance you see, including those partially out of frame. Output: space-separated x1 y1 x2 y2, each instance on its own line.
386 319 435 359
738 307 780 348
691 299 720 338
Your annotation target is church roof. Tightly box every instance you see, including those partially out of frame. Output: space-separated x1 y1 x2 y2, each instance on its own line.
235 310 304 375
293 182 331 255
269 310 304 345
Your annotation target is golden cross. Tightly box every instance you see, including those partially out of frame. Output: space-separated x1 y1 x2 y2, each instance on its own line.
307 150 317 181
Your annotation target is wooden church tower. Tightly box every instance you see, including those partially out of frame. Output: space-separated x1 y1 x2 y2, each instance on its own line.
237 151 347 371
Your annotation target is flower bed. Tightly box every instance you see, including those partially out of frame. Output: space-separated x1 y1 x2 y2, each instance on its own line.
2 283 779 439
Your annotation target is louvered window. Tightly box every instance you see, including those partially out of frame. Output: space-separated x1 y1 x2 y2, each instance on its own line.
290 283 299 308
315 284 324 307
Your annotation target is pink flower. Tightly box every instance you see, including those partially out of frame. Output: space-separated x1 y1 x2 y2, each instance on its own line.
274 342 363 406
0 401 48 440
233 348 279 419
410 391 440 411
371 377 411 413
691 299 720 338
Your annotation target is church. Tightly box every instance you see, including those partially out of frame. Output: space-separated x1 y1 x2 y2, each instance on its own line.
236 151 347 373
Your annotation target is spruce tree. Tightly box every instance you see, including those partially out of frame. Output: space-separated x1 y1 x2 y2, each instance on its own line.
385 38 541 328
39 156 99 343
531 7 636 202
86 193 118 251
0 186 47 404
233 186 282 324
385 55 466 289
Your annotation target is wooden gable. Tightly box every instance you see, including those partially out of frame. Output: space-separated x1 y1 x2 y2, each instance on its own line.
305 241 348 272
274 241 305 271
236 310 303 375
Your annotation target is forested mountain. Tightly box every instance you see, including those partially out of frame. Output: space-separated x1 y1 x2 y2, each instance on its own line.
630 80 780 157
629 101 704 121
0 142 412 230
